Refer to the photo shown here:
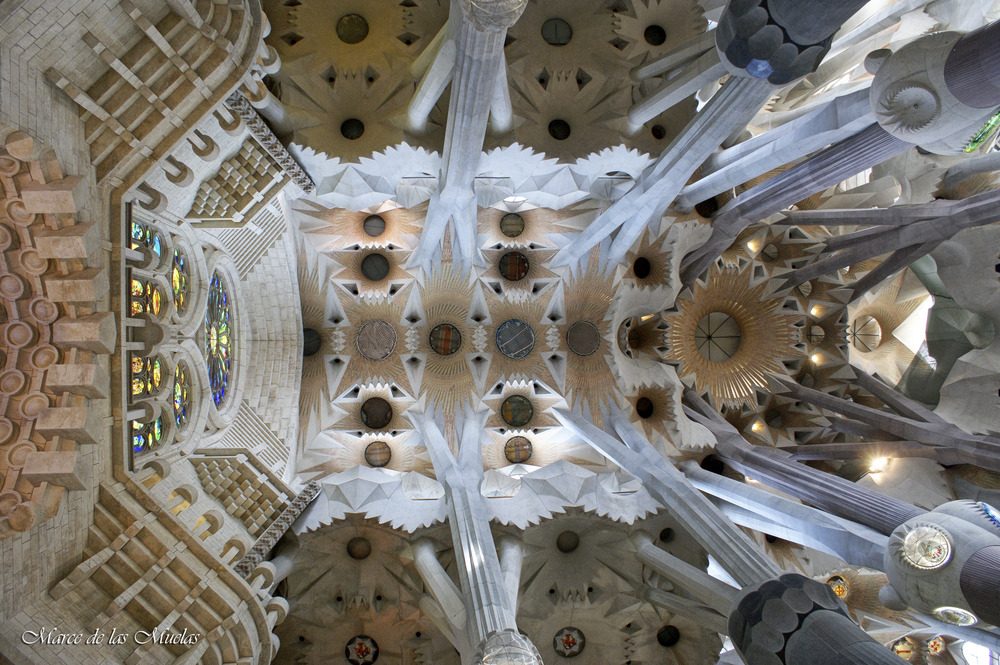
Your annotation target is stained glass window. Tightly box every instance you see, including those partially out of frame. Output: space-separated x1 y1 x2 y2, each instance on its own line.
205 272 234 407
130 353 164 397
173 362 191 429
130 278 163 317
172 248 189 314
129 219 162 257
132 415 164 453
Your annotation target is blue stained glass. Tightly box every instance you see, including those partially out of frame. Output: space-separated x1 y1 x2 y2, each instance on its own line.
205 272 234 407
979 502 1000 529
150 234 162 257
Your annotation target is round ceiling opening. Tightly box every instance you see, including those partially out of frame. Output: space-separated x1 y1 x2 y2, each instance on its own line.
694 312 742 361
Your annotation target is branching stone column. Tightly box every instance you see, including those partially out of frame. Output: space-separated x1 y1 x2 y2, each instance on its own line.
681 461 888 569
411 405 542 665
680 19 1000 287
552 0 872 269
685 389 1000 632
776 188 1000 298
683 389 923 535
409 0 526 270
554 406 781 586
769 371 1000 473
556 406 912 665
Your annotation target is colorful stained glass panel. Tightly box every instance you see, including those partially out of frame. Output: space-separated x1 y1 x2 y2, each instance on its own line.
205 272 234 407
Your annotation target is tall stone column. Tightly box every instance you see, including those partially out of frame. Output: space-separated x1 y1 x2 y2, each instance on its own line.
410 406 542 665
409 0 526 270
685 389 1000 632
551 0 874 269
769 371 1000 473
680 20 1000 287
681 461 888 569
683 389 923 535
777 187 1000 298
555 406 913 665
553 406 782 586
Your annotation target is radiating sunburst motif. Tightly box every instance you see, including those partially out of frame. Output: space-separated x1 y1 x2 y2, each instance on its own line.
416 266 479 411
330 247 414 299
664 266 803 408
301 429 427 479
623 233 672 288
559 252 618 421
478 206 562 249
295 201 425 252
483 286 557 391
726 393 823 447
480 246 558 299
624 385 676 441
336 292 413 396
481 380 562 432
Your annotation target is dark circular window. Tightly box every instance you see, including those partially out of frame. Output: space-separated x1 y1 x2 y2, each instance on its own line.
659 527 674 542
636 397 654 419
364 441 392 467
347 536 372 559
556 530 580 553
656 625 680 647
504 436 533 464
363 214 386 237
499 212 525 238
633 257 651 279
361 253 390 281
356 320 397 361
341 118 365 140
336 14 369 44
498 251 529 281
303 328 321 357
695 313 742 361
548 119 571 141
651 124 666 140
500 394 533 427
360 397 392 430
429 323 462 356
541 18 572 46
566 320 601 356
496 320 535 359
695 196 720 218
644 24 667 46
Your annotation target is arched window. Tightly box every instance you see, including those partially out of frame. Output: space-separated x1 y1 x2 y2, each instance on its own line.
129 218 163 257
173 361 191 429
205 271 234 407
129 276 164 317
131 413 165 454
130 353 165 398
171 248 189 314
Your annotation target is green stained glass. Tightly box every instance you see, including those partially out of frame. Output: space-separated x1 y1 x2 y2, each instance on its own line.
172 249 189 313
205 272 234 407
965 109 1000 153
173 362 191 429
129 220 162 257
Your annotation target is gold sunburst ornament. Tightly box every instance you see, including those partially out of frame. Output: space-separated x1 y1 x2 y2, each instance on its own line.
664 266 803 408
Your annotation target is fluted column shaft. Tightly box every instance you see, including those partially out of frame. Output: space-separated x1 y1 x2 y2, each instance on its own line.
554 407 781 587
681 123 912 285
944 21 1000 108
682 462 888 569
713 435 922 535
